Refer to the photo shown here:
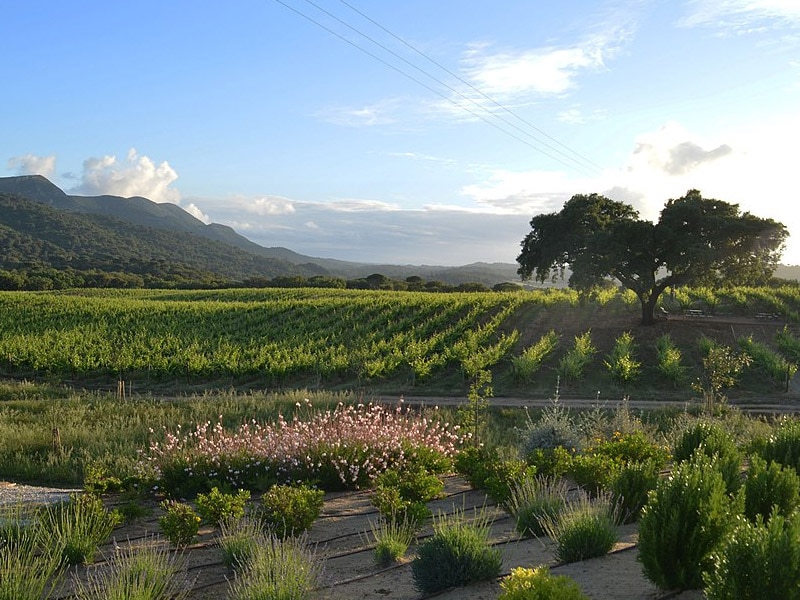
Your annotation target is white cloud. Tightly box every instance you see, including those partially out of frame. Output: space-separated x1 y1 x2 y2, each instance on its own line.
316 100 400 127
454 117 800 264
73 149 180 203
458 9 634 104
463 45 599 97
7 153 56 178
184 203 211 224
629 122 733 175
680 0 800 33
245 196 296 216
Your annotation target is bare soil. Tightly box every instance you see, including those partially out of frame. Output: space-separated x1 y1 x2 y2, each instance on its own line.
44 477 704 600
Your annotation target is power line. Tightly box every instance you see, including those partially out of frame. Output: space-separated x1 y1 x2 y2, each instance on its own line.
336 0 604 174
271 0 602 176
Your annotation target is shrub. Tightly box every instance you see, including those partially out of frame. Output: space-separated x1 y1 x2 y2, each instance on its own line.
143 402 463 496
594 430 670 467
526 446 573 480
218 516 268 570
743 455 800 523
227 533 321 600
72 538 192 600
41 494 120 565
484 457 538 508
367 515 417 566
604 331 641 384
158 500 200 548
258 483 324 538
760 418 800 474
195 487 250 526
0 528 65 600
370 485 430 528
499 566 589 600
566 452 621 496
610 460 661 524
411 507 502 594
542 491 618 563
638 453 742 590
506 475 568 537
673 421 743 494
704 513 800 600
520 400 583 462
454 445 492 489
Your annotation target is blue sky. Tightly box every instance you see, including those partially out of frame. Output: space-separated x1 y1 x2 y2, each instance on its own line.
3 0 799 266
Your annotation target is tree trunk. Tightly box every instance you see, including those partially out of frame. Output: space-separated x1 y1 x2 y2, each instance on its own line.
640 294 658 326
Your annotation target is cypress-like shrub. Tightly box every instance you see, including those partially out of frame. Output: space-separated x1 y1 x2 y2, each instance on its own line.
638 453 742 590
704 513 800 600
743 455 800 523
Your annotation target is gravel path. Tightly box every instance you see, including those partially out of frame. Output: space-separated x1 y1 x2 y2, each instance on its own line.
0 481 81 507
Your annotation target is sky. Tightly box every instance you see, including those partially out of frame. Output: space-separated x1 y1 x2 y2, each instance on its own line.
2 0 799 267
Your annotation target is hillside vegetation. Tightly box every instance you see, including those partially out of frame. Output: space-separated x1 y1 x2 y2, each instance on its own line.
1 286 798 400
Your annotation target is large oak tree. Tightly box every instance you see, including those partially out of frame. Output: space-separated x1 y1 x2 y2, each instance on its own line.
517 190 788 325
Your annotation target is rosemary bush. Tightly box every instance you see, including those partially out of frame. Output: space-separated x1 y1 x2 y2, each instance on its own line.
638 453 742 590
704 513 800 600
610 460 661 524
743 455 800 523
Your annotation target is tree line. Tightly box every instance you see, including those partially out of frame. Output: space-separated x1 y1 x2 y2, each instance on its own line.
0 266 523 293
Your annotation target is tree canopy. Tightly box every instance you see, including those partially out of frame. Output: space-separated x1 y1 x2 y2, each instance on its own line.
517 190 788 325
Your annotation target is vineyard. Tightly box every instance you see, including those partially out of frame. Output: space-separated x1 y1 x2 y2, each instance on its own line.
0 285 799 397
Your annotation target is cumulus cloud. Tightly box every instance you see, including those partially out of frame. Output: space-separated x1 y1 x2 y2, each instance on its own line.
7 153 56 178
628 122 732 176
72 148 180 203
184 203 211 224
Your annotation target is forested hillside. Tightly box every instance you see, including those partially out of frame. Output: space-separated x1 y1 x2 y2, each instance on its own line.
0 191 324 288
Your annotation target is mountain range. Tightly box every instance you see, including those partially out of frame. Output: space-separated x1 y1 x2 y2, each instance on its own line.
0 175 521 286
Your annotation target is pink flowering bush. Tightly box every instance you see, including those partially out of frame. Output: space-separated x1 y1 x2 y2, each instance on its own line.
141 401 464 497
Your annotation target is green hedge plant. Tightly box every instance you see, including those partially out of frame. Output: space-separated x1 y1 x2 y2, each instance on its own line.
258 483 324 538
638 453 742 590
704 513 800 600
743 455 800 523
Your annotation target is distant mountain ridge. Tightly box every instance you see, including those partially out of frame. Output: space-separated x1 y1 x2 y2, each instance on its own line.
0 175 522 286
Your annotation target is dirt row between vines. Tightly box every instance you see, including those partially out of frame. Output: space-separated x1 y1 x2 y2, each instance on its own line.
35 476 704 600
